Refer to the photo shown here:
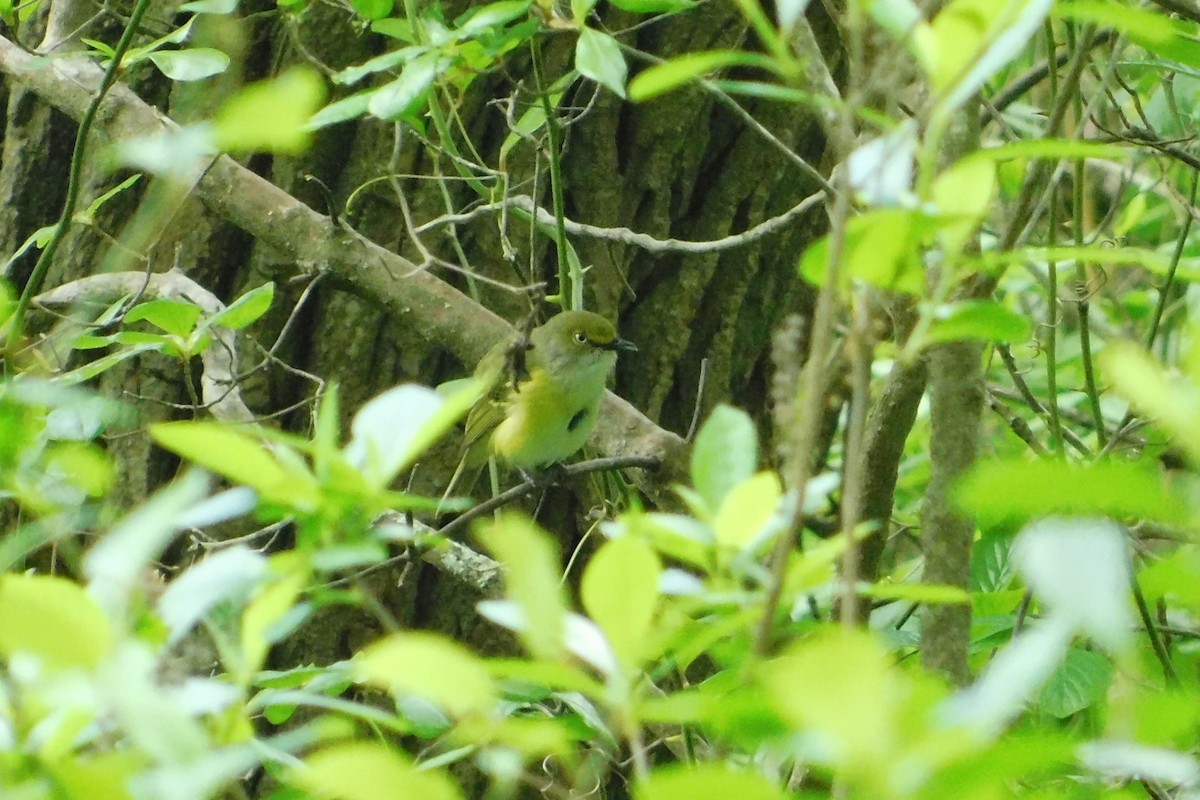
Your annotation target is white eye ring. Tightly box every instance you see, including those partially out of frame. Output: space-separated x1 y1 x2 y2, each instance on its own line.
573 331 589 344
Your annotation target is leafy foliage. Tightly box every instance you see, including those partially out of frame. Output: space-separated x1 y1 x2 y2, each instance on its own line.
6 0 1200 798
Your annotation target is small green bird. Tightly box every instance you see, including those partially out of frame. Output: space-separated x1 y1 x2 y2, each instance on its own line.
445 310 636 500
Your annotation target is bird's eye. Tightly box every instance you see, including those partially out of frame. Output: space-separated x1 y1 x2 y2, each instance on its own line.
573 331 589 344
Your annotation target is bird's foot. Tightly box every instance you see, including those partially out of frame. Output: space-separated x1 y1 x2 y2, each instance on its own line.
518 462 569 488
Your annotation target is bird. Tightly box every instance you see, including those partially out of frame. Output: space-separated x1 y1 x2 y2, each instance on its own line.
445 310 636 500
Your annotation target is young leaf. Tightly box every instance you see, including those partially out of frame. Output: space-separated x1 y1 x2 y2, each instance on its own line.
575 28 627 98
150 421 317 508
955 458 1187 527
628 50 775 101
356 632 496 717
712 471 783 552
0 574 113 669
299 742 463 800
204 281 275 331
125 298 204 338
922 300 1032 347
691 404 758 514
368 52 440 120
215 68 326 154
476 516 567 661
636 764 788 800
147 48 231 81
581 535 662 670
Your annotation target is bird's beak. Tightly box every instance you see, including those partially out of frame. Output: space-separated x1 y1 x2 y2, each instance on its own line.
605 337 638 353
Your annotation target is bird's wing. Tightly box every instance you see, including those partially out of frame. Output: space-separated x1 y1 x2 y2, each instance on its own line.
460 337 516 466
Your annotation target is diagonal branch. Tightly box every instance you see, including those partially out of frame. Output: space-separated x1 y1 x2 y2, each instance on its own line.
0 35 688 490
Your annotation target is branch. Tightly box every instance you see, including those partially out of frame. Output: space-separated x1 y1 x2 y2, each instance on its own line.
0 36 688 488
35 269 255 422
436 455 661 540
416 192 827 255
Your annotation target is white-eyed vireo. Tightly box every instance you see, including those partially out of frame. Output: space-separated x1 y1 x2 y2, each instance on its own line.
444 310 636 500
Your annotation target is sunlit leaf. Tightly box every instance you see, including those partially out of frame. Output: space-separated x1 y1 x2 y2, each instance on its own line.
712 471 783 552
299 743 463 800
628 50 775 101
691 405 758 515
636 764 788 800
215 68 326 154
581 535 661 670
0 574 112 669
922 300 1031 346
476 516 566 661
955 458 1188 527
356 632 496 716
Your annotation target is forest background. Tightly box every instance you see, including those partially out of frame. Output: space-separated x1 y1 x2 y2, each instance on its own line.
2 0 1200 798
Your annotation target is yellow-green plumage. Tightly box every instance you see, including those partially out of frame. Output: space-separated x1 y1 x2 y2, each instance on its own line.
461 310 635 470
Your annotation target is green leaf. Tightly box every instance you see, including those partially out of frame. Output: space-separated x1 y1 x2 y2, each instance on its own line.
931 155 995 253
79 175 141 224
150 421 317 508
307 88 381 129
215 68 326 154
299 743 463 800
1056 1 1200 70
356 632 496 716
712 471 783 552
125 298 204 338
347 382 480 488
368 52 440 120
205 281 274 330
581 535 661 670
0 574 113 669
626 512 714 570
628 50 774 101
456 1 531 34
147 48 230 81
1103 342 1200 463
476 516 566 661
922 300 1032 346
608 0 692 10
764 627 904 770
636 764 788 800
575 28 627 98
240 553 309 683
691 404 758 514
955 458 1188 527
860 582 971 604
349 0 392 20
800 209 930 294
179 0 240 13
1039 647 1112 718
929 0 1051 114
977 139 1127 162
158 545 267 644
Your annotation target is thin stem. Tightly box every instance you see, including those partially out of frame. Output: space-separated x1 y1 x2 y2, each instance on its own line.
1043 19 1063 455
530 37 574 310
4 0 154 368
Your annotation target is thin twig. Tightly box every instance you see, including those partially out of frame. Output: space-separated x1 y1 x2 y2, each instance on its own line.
437 455 660 540
4 0 154 367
